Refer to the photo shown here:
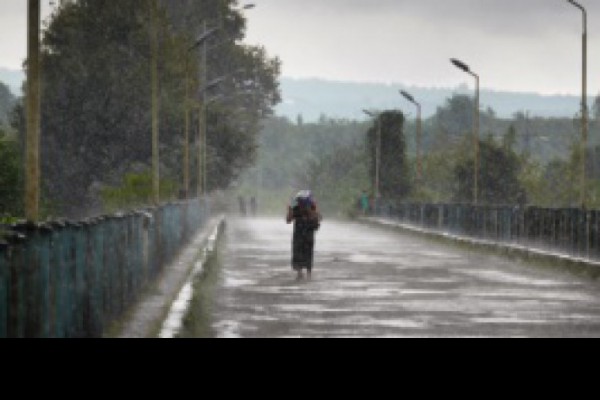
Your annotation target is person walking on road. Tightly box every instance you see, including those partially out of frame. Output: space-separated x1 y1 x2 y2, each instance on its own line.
286 190 322 281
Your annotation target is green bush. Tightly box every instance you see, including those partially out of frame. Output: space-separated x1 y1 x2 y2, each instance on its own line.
0 128 23 218
101 171 179 213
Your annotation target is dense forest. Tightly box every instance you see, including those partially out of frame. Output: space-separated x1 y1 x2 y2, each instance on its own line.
3 0 281 219
4 1 600 220
237 92 600 216
0 81 14 127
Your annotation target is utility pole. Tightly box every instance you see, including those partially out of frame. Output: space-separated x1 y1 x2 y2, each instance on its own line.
198 4 255 197
567 0 588 209
199 19 208 197
185 25 218 200
183 58 190 198
26 0 41 222
150 0 160 205
451 58 480 205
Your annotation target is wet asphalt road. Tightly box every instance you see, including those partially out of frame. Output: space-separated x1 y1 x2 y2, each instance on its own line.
195 217 600 338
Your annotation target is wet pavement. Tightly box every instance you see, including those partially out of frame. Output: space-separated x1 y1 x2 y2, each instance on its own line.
186 217 600 338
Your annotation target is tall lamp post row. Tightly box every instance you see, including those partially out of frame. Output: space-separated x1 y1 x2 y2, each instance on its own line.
450 58 480 205
396 59 479 205
23 1 256 221
390 0 588 208
153 2 256 203
188 3 255 199
183 25 219 199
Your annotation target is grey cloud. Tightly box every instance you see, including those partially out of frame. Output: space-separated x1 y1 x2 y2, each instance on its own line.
261 0 599 35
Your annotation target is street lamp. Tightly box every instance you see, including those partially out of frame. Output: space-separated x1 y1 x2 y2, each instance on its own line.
451 58 480 205
400 90 422 189
198 3 255 197
182 27 220 199
566 0 588 209
150 0 160 205
199 75 228 196
363 109 381 200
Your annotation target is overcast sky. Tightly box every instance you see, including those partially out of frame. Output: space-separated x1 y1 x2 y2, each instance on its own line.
242 0 600 96
1 0 600 96
0 0 53 68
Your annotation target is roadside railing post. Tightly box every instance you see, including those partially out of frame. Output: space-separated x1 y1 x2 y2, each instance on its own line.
0 240 8 338
6 231 26 338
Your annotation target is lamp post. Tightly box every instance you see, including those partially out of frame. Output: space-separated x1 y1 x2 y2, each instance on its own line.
199 76 228 196
400 90 422 190
451 58 480 205
183 27 219 199
363 110 381 200
150 0 160 205
198 3 255 197
566 0 588 209
25 0 41 222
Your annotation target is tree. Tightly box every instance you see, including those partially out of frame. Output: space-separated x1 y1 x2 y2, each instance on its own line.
298 142 368 215
434 94 475 142
0 81 15 127
160 0 281 193
0 127 23 217
503 124 517 151
39 1 181 217
34 0 280 218
593 94 600 121
366 111 410 200
454 136 524 205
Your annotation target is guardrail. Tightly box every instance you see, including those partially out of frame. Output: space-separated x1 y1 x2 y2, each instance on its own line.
373 202 599 261
0 199 209 338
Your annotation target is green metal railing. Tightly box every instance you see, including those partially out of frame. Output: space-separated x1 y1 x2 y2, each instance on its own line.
0 199 208 338
375 202 600 261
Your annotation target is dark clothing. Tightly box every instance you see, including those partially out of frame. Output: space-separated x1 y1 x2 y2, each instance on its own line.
289 206 320 272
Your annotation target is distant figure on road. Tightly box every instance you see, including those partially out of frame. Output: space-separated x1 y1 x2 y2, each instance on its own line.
286 190 322 281
238 196 247 217
250 196 257 217
360 190 370 215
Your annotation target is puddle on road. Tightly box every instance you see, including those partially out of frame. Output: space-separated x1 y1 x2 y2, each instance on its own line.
455 269 570 287
222 271 256 288
463 288 594 302
333 316 427 330
469 317 554 325
212 320 243 338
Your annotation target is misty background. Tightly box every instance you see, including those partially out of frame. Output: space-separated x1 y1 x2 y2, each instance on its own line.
3 0 600 220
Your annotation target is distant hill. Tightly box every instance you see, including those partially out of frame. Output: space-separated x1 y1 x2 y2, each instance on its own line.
0 69 588 123
0 68 24 97
276 78 588 122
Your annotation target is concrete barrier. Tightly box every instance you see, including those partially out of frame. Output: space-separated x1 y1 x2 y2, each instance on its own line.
115 215 226 338
362 216 600 280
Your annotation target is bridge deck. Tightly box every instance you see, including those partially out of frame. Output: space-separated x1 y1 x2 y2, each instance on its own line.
180 217 600 338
